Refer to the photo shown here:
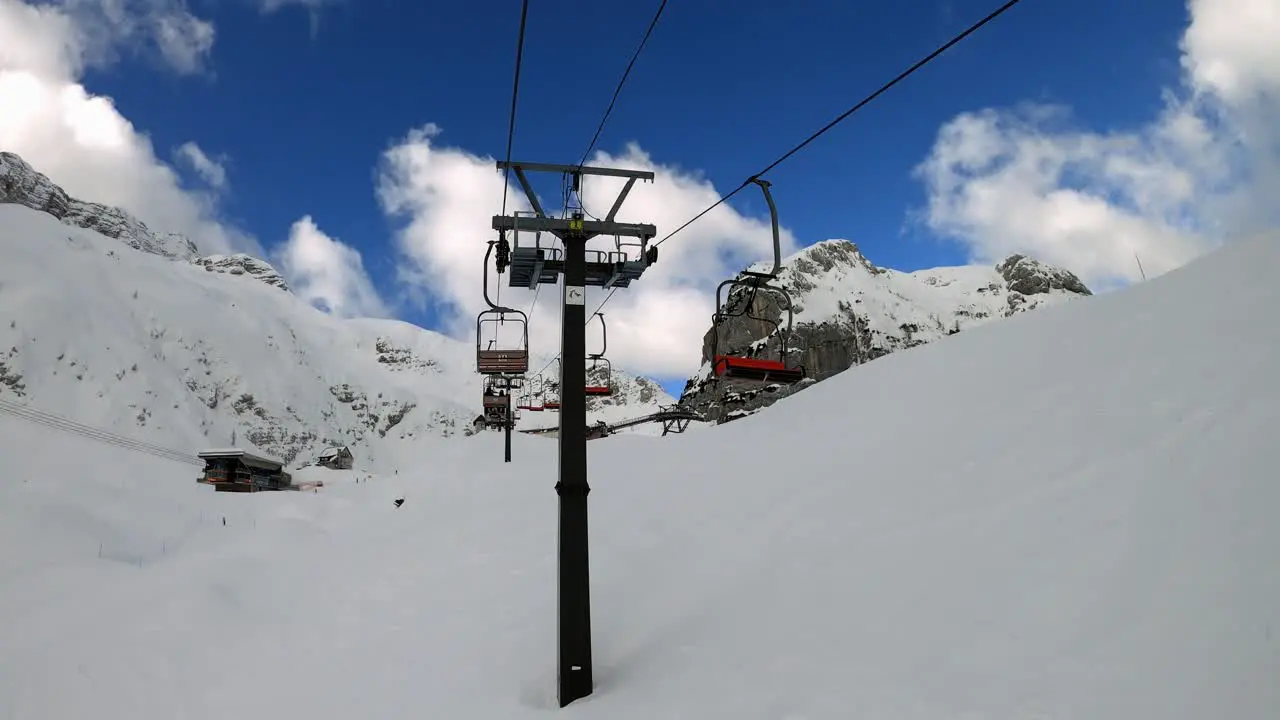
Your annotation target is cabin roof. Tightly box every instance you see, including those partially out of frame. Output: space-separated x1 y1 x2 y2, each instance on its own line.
198 448 285 468
317 446 351 459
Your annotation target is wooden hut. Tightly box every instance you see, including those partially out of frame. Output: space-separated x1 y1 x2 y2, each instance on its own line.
197 448 293 492
316 445 354 470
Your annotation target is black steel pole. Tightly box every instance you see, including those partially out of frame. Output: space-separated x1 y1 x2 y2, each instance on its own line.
556 224 593 707
504 401 512 463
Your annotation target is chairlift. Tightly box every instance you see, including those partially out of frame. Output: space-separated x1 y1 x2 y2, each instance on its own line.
481 383 511 426
517 383 541 411
476 240 530 375
585 312 613 397
544 361 562 410
516 391 537 411
517 375 545 411
708 178 806 385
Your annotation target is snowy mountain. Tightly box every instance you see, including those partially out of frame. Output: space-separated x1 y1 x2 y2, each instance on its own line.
680 238 1092 422
2 221 1275 718
1 151 199 261
0 152 675 464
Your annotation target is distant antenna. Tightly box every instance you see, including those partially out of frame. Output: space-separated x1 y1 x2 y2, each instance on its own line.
1134 253 1147 281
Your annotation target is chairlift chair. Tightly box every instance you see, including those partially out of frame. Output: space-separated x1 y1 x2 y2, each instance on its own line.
518 375 545 411
543 360 562 410
585 312 614 397
708 178 806 385
517 384 542 411
544 382 562 411
544 382 562 410
482 377 511 411
476 308 529 375
476 240 530 375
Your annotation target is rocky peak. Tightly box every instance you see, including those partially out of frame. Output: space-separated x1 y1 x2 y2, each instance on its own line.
192 254 290 292
1 151 199 261
679 242 1093 423
777 239 879 282
996 254 1092 296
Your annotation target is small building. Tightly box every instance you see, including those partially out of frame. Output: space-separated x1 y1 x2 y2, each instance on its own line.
586 420 611 440
197 448 292 492
316 445 354 470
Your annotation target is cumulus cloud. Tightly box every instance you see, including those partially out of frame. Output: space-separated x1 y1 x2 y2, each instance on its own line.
174 141 227 188
915 0 1280 291
23 0 216 75
276 216 389 319
376 124 795 378
0 0 257 256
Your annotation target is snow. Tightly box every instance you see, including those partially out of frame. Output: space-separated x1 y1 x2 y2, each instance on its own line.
680 238 1090 409
1 151 198 261
772 239 1084 344
0 204 674 468
3 203 1278 719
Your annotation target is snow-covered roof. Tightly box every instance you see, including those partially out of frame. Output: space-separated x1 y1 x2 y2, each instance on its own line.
197 448 285 468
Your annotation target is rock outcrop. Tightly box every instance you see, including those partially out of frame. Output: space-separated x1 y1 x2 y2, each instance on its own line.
1 151 199 261
679 239 1093 423
1 150 293 294
193 254 290 291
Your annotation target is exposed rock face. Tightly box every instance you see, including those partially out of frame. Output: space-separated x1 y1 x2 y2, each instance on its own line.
584 363 665 412
679 239 1093 423
193 254 290 292
1 151 199 261
374 337 441 373
996 254 1092 296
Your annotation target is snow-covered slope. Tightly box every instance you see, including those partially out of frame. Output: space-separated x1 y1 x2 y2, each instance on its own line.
681 238 1092 421
2 223 1275 718
1 150 199 261
0 202 673 465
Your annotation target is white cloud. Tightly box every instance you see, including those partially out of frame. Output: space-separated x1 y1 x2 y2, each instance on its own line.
149 5 215 74
258 0 342 10
915 0 1280 291
0 0 83 79
174 141 227 188
37 0 216 75
256 0 343 36
276 216 389 319
376 124 795 379
0 0 258 256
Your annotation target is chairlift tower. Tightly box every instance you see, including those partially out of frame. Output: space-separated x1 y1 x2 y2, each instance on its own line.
492 160 657 708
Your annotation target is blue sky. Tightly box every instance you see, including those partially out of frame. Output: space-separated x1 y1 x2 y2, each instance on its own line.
9 0 1268 397
89 0 1186 278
